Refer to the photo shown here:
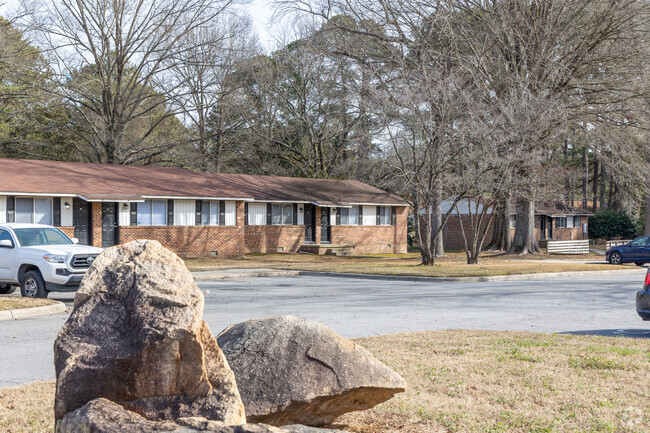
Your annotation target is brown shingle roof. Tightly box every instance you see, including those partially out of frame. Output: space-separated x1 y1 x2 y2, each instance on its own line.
0 159 406 206
534 202 594 216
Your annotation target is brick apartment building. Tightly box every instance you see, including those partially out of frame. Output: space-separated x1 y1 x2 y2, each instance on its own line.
0 159 408 256
435 200 592 250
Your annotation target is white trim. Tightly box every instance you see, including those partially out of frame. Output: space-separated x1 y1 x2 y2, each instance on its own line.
347 202 407 207
0 192 77 197
141 195 250 201
249 199 310 204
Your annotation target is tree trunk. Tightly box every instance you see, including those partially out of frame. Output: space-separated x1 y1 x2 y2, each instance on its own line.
487 194 511 251
431 187 445 257
599 163 607 211
581 149 588 210
608 175 614 209
645 186 650 236
592 157 599 212
564 139 571 205
508 197 540 254
414 194 436 266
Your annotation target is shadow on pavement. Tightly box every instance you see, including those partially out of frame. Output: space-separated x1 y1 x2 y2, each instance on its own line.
560 328 650 339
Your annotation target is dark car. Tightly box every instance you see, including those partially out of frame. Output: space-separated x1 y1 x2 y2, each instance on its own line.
636 269 650 320
605 236 650 265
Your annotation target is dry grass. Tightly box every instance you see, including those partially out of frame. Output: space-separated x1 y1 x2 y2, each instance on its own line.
184 252 628 278
0 297 56 311
0 381 54 433
335 331 650 433
1 331 648 433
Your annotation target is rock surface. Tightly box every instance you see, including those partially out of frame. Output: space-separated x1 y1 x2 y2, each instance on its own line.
217 316 406 426
55 399 349 433
54 240 245 425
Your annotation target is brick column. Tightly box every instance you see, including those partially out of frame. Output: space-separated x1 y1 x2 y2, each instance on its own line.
91 202 102 248
236 201 245 227
314 206 321 244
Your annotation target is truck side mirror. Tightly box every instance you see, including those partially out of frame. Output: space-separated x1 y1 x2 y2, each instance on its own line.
71 238 80 244
0 239 14 248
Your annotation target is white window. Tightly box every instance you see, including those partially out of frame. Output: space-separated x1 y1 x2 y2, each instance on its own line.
573 216 580 228
339 207 359 225
15 198 34 223
137 200 166 226
201 201 220 226
378 206 391 225
210 202 219 225
224 201 236 226
555 217 567 228
362 206 376 225
173 200 195 226
509 215 516 229
15 197 53 225
271 203 294 225
247 203 266 226
152 201 166 225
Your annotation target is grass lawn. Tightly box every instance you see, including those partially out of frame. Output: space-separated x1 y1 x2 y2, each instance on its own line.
1 331 647 433
184 252 631 278
0 297 56 311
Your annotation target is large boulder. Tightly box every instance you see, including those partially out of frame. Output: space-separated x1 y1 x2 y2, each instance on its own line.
56 399 349 433
217 316 406 426
54 240 245 425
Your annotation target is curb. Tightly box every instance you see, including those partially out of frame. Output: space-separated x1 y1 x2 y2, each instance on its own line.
296 268 647 283
0 301 68 321
193 270 301 281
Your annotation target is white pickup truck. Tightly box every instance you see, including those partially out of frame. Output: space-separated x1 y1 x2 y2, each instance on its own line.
0 223 103 298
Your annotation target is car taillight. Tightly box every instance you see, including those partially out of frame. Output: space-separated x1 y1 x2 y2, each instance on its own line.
644 270 650 289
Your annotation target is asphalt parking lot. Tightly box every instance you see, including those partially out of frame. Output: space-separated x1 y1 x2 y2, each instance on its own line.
0 273 648 387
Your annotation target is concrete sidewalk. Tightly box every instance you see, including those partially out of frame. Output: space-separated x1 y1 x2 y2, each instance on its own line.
191 266 646 283
192 268 300 281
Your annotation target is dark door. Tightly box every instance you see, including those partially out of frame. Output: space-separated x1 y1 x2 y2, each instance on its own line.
548 217 553 239
101 202 118 247
539 217 546 240
304 204 315 243
73 198 91 245
320 207 331 244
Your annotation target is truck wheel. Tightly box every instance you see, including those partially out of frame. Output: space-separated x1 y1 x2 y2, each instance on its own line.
21 271 48 298
0 284 16 294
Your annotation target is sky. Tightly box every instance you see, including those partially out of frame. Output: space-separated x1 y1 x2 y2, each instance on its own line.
0 0 282 52
248 0 277 50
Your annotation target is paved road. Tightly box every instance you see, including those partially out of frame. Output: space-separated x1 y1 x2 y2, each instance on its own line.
1 273 648 387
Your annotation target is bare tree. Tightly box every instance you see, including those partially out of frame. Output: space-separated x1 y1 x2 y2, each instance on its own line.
451 0 649 253
165 14 259 172
18 0 239 164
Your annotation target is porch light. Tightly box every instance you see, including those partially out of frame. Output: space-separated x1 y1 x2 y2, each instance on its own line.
64 201 70 209
123 203 129 209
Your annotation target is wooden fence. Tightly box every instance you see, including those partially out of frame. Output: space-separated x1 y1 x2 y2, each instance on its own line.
546 240 590 255
605 240 632 249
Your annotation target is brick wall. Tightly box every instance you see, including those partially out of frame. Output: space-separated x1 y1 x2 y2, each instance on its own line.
442 215 495 250
444 214 589 250
57 226 75 238
84 200 408 257
331 205 407 254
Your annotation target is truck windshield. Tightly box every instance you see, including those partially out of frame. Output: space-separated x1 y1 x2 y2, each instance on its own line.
13 228 74 247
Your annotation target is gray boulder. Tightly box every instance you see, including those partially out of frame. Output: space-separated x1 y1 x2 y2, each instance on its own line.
55 398 349 433
54 240 245 425
217 316 406 426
